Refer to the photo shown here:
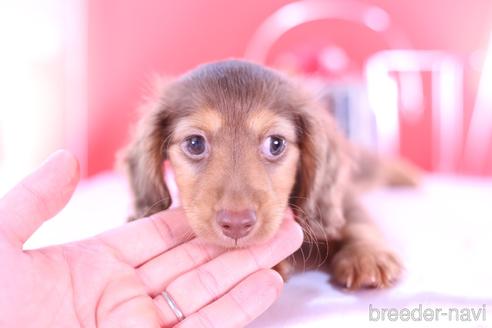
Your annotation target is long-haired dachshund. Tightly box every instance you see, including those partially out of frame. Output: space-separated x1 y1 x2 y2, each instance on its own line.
122 60 417 289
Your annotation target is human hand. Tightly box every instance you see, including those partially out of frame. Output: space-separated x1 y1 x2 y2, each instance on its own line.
0 151 303 327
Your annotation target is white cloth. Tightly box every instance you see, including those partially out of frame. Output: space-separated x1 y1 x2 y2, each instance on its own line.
25 174 492 327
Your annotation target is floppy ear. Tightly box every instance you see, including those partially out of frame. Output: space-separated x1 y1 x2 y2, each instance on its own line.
121 83 175 220
290 103 353 239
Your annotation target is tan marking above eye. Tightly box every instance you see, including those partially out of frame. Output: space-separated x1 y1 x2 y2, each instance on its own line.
247 109 297 143
173 108 223 142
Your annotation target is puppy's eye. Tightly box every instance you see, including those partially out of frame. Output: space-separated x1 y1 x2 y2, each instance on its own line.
261 135 286 160
182 135 207 159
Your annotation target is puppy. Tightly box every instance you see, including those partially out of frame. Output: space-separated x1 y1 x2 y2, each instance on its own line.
123 59 410 289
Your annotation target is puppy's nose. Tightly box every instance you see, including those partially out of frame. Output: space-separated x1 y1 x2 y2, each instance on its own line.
216 209 256 239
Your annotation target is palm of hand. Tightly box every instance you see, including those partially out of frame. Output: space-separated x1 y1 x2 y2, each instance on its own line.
0 151 302 328
3 242 159 327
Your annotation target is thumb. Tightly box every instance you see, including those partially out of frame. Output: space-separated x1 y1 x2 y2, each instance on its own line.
0 150 79 249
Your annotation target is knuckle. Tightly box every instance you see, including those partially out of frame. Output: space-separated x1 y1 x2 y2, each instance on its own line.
150 215 174 248
196 267 220 300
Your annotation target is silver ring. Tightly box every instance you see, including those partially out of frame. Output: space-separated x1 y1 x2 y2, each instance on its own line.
162 290 185 322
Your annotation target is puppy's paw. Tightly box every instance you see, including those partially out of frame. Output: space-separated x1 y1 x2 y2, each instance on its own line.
330 244 402 290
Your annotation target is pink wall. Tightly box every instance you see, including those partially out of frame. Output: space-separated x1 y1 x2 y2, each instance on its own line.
87 0 492 175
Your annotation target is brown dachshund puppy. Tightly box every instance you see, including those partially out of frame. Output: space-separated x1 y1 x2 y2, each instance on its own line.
123 60 411 289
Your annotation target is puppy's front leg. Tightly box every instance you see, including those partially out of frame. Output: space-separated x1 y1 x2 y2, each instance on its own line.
329 197 402 290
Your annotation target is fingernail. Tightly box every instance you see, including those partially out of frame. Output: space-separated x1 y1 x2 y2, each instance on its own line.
41 150 80 185
249 270 283 304
266 269 284 299
293 221 304 246
43 149 76 166
284 207 294 220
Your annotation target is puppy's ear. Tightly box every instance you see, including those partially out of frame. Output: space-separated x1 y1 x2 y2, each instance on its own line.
121 81 175 220
291 103 353 239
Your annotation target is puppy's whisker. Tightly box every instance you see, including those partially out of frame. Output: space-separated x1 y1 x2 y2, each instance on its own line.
309 201 331 269
289 251 297 268
143 197 172 217
298 240 307 273
289 200 330 269
159 133 174 156
288 202 317 266
310 201 328 268
310 210 330 268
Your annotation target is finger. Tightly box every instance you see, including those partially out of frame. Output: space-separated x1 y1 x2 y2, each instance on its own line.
138 209 296 295
153 215 303 326
175 269 283 328
137 238 226 296
95 208 194 267
0 150 79 249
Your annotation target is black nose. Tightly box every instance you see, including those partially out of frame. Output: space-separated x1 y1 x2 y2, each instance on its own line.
216 209 257 239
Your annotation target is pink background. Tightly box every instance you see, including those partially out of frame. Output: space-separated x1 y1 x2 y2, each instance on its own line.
86 0 492 176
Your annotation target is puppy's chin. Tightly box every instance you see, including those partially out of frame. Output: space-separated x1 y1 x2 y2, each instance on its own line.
210 227 277 249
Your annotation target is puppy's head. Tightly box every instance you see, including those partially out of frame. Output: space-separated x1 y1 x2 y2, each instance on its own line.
124 60 347 247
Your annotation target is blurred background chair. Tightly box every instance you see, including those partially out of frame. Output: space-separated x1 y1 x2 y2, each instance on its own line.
1 0 491 189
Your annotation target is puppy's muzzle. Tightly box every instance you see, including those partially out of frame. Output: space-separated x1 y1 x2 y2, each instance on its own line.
216 209 256 239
